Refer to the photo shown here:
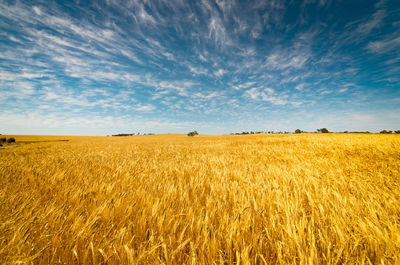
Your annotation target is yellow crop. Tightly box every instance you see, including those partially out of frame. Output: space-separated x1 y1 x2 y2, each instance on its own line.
0 134 399 264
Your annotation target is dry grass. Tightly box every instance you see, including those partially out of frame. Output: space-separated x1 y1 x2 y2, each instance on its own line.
0 134 399 264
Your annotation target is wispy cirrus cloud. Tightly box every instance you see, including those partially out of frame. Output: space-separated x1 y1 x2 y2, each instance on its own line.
245 87 288 106
367 35 400 54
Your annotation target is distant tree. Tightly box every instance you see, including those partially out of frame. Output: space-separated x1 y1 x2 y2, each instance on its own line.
187 131 199 136
317 128 329 133
7 137 15 143
0 137 6 143
380 130 392 134
294 129 302 134
112 133 134 136
395 130 400 134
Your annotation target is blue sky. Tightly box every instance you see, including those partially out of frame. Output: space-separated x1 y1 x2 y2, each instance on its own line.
1 0 399 135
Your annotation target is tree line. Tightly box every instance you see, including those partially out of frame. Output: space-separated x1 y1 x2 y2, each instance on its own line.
227 128 400 135
111 133 155 136
109 128 400 137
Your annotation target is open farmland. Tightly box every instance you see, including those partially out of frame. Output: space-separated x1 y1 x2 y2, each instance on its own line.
0 134 399 264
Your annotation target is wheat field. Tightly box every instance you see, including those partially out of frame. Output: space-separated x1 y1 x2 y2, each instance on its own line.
0 134 399 264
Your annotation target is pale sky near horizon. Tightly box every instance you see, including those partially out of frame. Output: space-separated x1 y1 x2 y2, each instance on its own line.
1 0 399 135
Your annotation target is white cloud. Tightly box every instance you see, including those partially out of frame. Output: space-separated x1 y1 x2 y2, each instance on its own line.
214 69 226 77
318 87 332 95
356 10 385 35
120 49 142 64
193 91 220 99
202 0 232 47
0 81 36 100
153 80 197 97
33 6 42 16
162 52 176 61
138 4 157 24
245 87 287 105
198 54 207 62
0 71 44 81
367 36 400 54
232 81 256 90
295 83 306 91
266 51 309 70
135 105 156 111
188 65 208 75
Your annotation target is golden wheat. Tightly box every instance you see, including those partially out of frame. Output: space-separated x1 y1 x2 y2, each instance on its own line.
0 134 399 264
